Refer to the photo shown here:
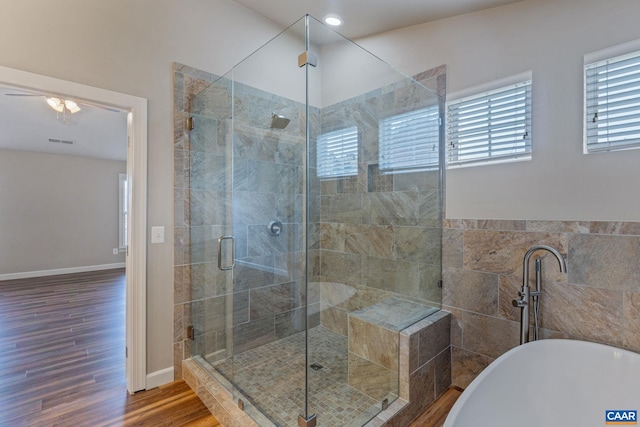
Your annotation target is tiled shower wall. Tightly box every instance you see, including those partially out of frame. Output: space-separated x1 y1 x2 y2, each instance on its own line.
312 66 447 337
444 219 640 387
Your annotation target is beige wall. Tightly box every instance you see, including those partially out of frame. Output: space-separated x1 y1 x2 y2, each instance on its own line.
357 0 640 221
0 0 284 374
0 149 126 274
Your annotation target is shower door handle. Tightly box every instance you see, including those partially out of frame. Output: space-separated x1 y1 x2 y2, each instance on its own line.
217 235 235 271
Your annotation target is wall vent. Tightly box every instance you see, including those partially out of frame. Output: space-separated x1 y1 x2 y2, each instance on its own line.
48 138 75 145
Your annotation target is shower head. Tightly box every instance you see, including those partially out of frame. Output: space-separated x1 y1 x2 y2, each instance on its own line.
271 113 290 129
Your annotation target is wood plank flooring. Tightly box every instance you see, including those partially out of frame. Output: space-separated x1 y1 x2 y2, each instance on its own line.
0 269 218 426
409 387 463 427
0 268 458 426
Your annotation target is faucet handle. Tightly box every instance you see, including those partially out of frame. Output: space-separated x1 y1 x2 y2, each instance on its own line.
512 298 528 308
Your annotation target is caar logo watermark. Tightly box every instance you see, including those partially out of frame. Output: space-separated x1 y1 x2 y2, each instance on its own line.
606 410 637 425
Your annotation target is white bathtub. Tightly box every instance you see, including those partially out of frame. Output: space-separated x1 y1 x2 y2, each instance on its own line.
445 339 640 427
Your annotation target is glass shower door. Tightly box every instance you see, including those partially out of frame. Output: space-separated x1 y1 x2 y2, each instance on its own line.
218 17 310 426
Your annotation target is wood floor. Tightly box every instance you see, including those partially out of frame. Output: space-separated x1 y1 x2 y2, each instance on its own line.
0 268 458 426
0 269 218 426
409 387 463 427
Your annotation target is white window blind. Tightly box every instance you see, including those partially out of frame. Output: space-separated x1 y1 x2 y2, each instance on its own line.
585 51 640 153
379 106 440 174
447 81 532 167
317 126 358 178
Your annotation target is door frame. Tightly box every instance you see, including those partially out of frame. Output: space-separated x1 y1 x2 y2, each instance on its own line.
0 65 148 393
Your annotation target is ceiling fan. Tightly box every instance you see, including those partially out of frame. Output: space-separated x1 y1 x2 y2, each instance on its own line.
4 91 121 124
46 97 81 114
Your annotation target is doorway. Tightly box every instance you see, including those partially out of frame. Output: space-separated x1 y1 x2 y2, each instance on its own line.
0 65 148 393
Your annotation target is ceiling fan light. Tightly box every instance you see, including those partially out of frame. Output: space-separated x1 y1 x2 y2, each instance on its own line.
64 99 81 113
46 97 64 113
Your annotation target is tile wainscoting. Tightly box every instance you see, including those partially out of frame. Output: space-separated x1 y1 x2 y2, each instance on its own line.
443 219 640 387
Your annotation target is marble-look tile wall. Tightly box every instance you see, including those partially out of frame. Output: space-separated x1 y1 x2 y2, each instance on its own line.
174 63 223 378
444 219 640 388
313 67 447 337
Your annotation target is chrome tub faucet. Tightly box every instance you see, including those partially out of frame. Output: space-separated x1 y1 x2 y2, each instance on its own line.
512 245 567 345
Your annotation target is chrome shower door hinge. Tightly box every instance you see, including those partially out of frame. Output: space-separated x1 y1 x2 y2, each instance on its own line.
186 116 194 131
186 325 195 341
298 51 318 67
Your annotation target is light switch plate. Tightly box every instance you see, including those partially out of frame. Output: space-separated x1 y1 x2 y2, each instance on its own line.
151 226 165 244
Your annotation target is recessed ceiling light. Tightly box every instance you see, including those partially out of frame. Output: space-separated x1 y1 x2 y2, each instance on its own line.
324 14 343 26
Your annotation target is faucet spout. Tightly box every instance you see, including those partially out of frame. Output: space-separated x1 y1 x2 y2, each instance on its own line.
523 244 567 275
519 245 567 345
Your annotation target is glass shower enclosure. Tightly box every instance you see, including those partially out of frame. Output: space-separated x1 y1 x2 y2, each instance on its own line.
186 15 444 427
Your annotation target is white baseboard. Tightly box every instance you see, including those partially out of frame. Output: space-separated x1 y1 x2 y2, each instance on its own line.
146 366 174 390
0 263 126 281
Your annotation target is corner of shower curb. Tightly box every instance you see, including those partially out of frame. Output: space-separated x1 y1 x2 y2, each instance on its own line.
183 357 275 427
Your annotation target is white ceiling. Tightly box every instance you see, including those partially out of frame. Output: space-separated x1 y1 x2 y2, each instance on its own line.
232 0 525 39
0 86 128 162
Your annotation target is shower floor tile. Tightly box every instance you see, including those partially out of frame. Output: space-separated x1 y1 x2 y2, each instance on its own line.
213 326 383 427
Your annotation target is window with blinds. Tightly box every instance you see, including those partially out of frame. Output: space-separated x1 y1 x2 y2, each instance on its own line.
379 106 441 174
316 126 359 179
585 51 640 153
447 80 532 167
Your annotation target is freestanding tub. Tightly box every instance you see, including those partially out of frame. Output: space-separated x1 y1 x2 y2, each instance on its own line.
444 339 640 427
